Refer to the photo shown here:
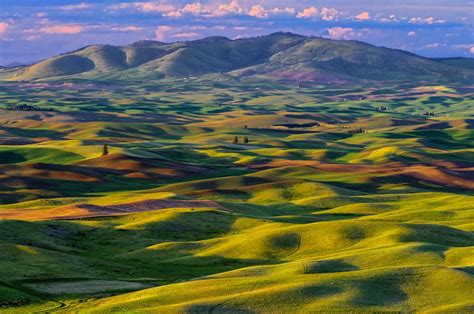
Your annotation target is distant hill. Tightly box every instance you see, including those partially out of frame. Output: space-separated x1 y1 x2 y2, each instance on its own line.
5 32 473 83
3 62 28 68
434 57 474 69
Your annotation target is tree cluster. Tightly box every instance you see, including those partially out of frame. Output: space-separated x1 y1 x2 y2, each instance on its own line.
5 104 54 111
348 128 366 134
233 136 249 144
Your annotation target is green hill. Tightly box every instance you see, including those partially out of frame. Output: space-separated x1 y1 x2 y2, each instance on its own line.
9 33 473 82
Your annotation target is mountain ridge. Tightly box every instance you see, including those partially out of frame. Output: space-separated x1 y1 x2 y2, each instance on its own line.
3 32 473 83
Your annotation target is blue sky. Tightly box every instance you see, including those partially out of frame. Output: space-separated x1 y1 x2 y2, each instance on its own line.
0 0 473 65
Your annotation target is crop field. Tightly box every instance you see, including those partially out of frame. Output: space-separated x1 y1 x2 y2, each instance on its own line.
0 78 473 312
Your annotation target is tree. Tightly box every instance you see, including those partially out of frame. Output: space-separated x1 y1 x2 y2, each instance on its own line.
243 137 249 144
102 143 109 156
233 136 238 144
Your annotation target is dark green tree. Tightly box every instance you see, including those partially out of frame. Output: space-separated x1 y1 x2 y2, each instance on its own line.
102 143 109 156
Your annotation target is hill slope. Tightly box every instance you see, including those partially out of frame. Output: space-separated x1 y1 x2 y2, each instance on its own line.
7 32 474 82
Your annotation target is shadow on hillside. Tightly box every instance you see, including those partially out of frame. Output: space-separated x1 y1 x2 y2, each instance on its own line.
349 272 409 307
0 151 27 164
0 126 65 139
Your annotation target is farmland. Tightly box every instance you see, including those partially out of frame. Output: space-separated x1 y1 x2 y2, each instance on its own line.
0 78 473 312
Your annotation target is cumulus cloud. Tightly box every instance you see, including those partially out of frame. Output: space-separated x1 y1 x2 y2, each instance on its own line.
165 10 183 17
296 6 341 20
326 27 368 40
155 25 173 41
164 1 245 18
106 2 340 20
248 5 267 18
135 2 175 13
296 7 319 19
271 7 296 15
182 3 205 15
327 27 354 39
408 31 416 36
320 7 342 21
214 0 243 16
355 11 370 20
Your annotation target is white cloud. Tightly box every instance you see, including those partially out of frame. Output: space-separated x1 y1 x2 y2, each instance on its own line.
21 22 84 40
409 17 446 24
28 23 86 35
182 3 204 15
154 26 203 41
327 27 354 39
107 2 176 15
297 7 318 19
190 25 207 30
320 7 341 21
355 11 370 20
451 44 474 54
155 25 173 41
425 43 441 48
60 2 92 10
408 31 416 36
111 25 144 32
172 32 200 39
326 27 368 40
248 5 267 18
135 2 175 13
165 10 182 17
271 7 296 15
378 14 398 23
214 0 243 16
211 25 226 30
0 22 9 36
296 6 341 20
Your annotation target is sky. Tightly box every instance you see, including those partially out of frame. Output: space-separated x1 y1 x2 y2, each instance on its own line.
0 0 473 65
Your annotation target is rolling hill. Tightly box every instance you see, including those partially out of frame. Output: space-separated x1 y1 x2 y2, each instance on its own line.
0 63 473 311
6 32 473 82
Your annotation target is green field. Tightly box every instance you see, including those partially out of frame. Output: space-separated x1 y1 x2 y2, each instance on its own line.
0 78 473 312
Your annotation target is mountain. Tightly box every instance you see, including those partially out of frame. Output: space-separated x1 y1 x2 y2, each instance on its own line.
5 32 473 83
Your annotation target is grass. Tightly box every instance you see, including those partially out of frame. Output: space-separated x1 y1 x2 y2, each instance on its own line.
0 147 84 164
0 79 472 312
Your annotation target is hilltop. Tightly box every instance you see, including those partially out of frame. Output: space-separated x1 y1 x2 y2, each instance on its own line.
3 32 473 83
